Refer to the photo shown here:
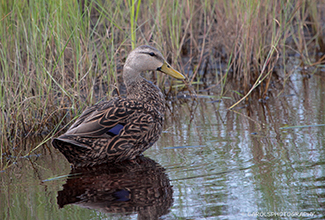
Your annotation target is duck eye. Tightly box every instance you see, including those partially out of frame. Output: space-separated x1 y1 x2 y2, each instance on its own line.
148 52 155 57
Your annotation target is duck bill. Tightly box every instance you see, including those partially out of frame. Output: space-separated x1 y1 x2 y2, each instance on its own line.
158 62 185 79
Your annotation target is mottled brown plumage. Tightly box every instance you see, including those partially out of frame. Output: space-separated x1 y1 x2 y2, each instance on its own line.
52 45 185 167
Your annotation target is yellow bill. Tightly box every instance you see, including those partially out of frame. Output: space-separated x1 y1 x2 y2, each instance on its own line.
158 62 185 79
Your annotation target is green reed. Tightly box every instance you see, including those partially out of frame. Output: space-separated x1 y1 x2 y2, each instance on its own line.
0 0 324 167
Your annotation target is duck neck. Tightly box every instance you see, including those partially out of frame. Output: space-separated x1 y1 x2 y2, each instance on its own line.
127 77 165 102
123 66 141 88
123 66 166 108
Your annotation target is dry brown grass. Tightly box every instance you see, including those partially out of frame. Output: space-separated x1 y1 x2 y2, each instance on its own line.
1 0 324 164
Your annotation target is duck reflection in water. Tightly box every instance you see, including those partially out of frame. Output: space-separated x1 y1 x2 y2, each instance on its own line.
57 155 173 220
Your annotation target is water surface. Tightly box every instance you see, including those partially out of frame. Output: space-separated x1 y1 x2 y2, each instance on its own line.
1 73 325 219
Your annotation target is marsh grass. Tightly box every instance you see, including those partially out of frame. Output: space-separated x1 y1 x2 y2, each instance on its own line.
1 0 324 168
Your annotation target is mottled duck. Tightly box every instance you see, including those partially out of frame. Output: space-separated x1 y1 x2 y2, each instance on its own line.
52 45 185 167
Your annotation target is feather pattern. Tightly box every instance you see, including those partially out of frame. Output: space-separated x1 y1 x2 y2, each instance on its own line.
52 45 185 167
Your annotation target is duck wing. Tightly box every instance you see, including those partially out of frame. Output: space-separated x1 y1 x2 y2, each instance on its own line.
54 98 156 148
65 98 129 137
52 97 161 166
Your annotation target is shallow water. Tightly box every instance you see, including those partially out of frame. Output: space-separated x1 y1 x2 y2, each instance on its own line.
1 73 325 219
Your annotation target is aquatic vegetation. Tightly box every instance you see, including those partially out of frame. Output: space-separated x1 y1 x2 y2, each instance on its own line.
0 0 324 165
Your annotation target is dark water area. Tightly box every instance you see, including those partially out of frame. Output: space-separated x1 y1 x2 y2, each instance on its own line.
1 72 325 219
